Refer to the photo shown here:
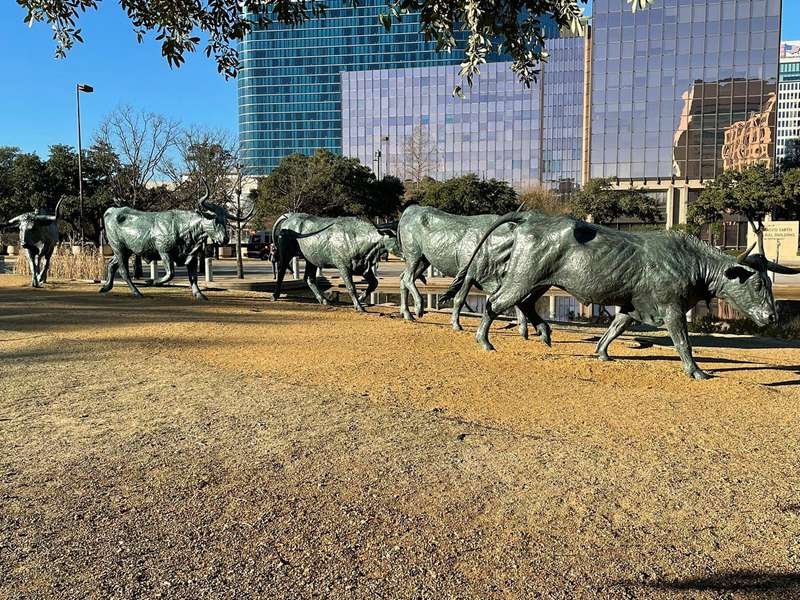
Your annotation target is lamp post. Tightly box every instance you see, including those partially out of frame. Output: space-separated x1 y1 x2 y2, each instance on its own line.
76 83 94 246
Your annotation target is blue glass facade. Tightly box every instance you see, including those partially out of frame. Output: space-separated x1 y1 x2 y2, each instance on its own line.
239 1 558 173
590 0 780 182
341 35 585 189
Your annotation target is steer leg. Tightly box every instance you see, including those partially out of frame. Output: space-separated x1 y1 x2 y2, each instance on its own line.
514 307 529 340
25 250 41 288
152 253 175 286
358 268 379 305
273 238 296 301
476 286 531 351
516 291 551 346
476 302 500 351
595 312 634 361
338 267 366 312
186 258 208 301
450 274 476 331
99 255 120 293
117 252 144 298
304 262 328 305
664 306 708 380
410 259 430 319
38 247 53 285
400 255 424 321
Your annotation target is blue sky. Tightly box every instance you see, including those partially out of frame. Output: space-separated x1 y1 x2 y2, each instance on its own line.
1 1 800 157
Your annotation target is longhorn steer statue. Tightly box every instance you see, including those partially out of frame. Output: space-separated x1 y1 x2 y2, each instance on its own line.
1 197 65 287
100 186 250 300
272 213 399 312
397 204 546 343
443 212 799 379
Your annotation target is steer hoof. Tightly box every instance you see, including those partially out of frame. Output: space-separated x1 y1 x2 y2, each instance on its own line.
477 338 495 352
402 311 415 322
690 369 711 380
596 352 613 362
452 322 464 332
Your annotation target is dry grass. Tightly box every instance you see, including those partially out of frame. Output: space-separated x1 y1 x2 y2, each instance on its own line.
13 244 105 281
1 276 799 598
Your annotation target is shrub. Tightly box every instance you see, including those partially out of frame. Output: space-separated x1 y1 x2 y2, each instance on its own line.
14 245 105 281
689 314 800 340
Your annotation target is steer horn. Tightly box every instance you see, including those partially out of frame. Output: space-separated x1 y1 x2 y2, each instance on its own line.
36 196 67 222
228 204 256 223
737 242 757 265
196 179 213 213
764 260 800 275
54 195 66 218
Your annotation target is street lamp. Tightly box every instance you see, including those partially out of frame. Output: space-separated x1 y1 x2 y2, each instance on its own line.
76 83 94 246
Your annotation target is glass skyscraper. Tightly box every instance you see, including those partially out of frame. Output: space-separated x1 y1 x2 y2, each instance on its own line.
777 52 800 162
341 34 585 190
239 0 782 223
239 1 558 173
590 0 780 183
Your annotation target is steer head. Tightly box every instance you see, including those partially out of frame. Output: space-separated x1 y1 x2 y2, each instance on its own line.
194 182 255 246
717 242 799 327
1 197 64 246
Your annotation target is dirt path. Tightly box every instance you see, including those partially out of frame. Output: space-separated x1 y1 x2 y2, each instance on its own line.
1 277 799 598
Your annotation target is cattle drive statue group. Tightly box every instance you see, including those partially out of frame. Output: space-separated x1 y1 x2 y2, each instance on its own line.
4 185 799 380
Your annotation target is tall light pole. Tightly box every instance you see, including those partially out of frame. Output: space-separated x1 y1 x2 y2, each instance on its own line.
76 83 94 246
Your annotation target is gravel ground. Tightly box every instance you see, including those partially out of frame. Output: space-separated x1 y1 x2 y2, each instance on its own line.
1 276 799 599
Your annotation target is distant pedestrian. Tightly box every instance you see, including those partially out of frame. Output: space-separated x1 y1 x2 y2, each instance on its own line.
269 242 279 279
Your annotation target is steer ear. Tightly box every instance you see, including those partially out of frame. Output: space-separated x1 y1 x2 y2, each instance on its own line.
724 265 755 282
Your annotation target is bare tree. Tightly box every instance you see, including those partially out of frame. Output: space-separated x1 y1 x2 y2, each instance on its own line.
164 127 239 204
94 105 180 208
166 127 255 278
397 125 440 188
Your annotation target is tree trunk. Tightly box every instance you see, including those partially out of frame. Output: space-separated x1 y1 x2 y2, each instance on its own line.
236 222 244 279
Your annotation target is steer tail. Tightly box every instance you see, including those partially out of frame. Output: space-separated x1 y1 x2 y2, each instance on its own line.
440 212 527 303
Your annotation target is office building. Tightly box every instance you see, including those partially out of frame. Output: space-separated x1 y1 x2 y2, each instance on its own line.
239 1 559 174
341 34 585 190
777 48 800 163
239 0 782 222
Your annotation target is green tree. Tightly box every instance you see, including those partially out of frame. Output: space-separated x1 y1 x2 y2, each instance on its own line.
0 147 22 219
779 167 800 221
367 175 405 220
45 144 79 201
419 173 518 215
689 164 783 254
19 1 652 91
255 150 381 220
569 178 661 225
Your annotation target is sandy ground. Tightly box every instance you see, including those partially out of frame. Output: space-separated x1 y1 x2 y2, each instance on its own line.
1 276 799 599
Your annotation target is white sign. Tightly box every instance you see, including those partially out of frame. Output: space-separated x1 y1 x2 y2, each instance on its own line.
746 220 800 262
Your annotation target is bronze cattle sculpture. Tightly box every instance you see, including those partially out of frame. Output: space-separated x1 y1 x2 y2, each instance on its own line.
272 213 398 312
1 197 65 288
396 204 547 343
444 212 799 379
100 186 250 300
